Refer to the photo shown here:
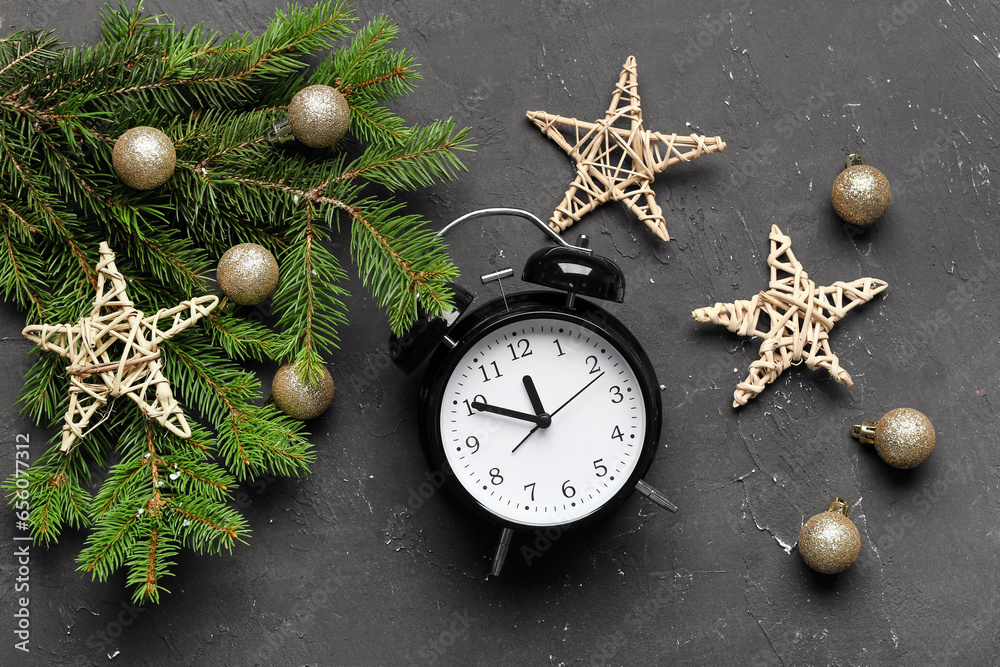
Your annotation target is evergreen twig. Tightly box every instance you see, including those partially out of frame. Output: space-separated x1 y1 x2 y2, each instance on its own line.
1 0 472 602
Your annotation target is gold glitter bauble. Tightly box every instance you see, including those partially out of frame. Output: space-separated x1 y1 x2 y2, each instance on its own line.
217 243 280 306
798 498 861 575
112 126 176 190
272 363 335 420
831 156 891 227
287 84 351 148
874 407 935 469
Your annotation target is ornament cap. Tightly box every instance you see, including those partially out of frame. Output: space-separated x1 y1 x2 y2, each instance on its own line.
844 153 866 169
826 497 851 517
268 118 295 144
851 420 878 445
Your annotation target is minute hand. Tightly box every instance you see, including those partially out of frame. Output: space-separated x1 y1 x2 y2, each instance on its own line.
548 371 605 418
471 402 543 425
510 373 606 454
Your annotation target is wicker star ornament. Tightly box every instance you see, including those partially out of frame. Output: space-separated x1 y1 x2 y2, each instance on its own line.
22 243 219 452
692 225 888 407
527 56 726 241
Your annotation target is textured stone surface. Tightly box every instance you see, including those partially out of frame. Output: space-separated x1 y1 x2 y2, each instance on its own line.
2 1 998 665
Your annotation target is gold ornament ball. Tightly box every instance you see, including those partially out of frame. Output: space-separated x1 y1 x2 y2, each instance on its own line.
217 243 280 306
272 363 335 420
287 84 351 148
831 155 892 227
112 126 176 190
798 498 861 575
871 407 935 469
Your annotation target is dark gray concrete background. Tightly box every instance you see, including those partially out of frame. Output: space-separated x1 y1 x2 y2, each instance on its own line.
1 0 997 665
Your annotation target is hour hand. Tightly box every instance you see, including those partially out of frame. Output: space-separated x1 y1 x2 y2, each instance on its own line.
471 401 542 425
522 375 547 416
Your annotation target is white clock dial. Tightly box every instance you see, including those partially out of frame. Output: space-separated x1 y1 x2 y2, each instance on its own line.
439 316 647 526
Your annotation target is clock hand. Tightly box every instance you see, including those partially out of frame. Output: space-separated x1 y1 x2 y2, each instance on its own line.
510 423 541 454
471 401 544 426
548 371 605 418
522 375 547 416
510 373 604 454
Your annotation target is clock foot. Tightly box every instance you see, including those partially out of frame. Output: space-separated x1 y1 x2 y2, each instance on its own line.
490 527 514 576
636 479 678 513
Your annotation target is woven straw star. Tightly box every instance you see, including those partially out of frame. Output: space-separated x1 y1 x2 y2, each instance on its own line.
692 225 888 407
22 243 218 452
527 56 726 242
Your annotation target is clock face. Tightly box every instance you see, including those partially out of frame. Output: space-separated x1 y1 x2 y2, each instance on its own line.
435 312 652 527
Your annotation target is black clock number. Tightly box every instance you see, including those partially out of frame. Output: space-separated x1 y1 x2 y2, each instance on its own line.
489 468 504 485
524 482 536 501
562 480 576 498
507 339 532 361
552 339 566 357
611 425 624 441
609 386 623 403
586 355 601 375
463 394 487 417
465 436 480 454
479 361 503 382
593 459 608 477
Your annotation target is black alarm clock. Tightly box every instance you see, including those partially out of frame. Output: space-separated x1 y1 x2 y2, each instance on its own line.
391 208 675 575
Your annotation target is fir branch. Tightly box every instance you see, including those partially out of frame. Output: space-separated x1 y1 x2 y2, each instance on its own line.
124 522 178 604
217 404 314 481
92 455 148 517
0 224 50 317
3 1 472 603
3 443 93 545
344 119 472 191
0 32 60 82
346 198 459 334
78 501 142 582
203 311 282 362
333 15 417 101
161 340 260 425
17 352 63 425
0 131 97 287
271 204 350 373
342 97 407 143
164 495 246 553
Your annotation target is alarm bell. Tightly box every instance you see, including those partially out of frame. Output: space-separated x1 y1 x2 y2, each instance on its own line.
521 235 626 303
